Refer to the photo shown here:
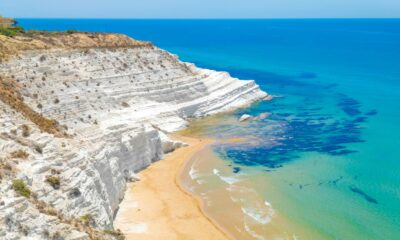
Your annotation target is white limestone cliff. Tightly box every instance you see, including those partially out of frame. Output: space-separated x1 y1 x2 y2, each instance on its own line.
0 37 268 239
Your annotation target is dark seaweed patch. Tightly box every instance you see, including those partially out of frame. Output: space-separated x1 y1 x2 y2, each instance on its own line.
352 116 367 123
349 186 378 204
299 72 317 79
338 95 362 116
330 176 343 185
365 110 378 116
342 107 362 116
198 66 369 169
232 167 241 173
221 105 366 168
324 83 338 89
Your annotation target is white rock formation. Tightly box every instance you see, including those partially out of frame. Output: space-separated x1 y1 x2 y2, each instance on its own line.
239 112 271 122
0 44 268 239
239 114 253 122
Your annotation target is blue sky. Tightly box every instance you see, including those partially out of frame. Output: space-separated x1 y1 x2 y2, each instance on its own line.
0 0 399 18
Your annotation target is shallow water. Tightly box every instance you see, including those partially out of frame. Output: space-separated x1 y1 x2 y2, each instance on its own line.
20 19 400 239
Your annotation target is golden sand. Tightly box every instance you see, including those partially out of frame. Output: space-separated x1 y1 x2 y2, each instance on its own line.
114 135 232 240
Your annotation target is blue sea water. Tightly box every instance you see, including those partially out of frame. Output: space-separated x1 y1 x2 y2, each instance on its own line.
18 19 400 239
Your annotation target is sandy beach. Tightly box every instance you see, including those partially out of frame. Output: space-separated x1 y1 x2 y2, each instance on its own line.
114 135 232 240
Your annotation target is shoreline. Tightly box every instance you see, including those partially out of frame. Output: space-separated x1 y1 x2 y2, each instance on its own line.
114 134 233 240
176 138 238 240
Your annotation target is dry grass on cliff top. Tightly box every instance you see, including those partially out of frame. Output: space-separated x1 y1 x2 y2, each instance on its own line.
0 31 152 60
0 76 67 137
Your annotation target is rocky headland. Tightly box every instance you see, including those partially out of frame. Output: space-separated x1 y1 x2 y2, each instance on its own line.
0 31 268 239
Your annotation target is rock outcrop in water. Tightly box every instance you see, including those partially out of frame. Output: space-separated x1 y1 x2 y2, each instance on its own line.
0 32 268 239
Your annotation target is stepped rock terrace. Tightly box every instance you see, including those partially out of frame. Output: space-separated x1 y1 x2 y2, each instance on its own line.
0 32 268 239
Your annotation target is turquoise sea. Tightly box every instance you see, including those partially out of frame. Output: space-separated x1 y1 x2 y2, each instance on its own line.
19 19 400 239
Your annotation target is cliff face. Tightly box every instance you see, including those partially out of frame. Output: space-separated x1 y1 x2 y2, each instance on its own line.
0 33 268 239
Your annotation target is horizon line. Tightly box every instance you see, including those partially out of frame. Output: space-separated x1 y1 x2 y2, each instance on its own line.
13 17 400 20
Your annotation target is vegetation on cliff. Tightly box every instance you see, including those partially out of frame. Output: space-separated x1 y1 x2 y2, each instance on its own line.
0 76 68 137
0 26 152 61
12 179 31 198
0 25 24 37
0 16 21 36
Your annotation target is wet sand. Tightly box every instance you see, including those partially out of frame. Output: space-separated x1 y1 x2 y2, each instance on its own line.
114 135 232 240
180 142 329 240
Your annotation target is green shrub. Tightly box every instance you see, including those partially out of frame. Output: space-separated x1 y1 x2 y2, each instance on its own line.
12 26 24 32
65 29 79 34
0 26 24 37
46 175 60 189
80 214 93 226
0 28 16 37
12 179 31 198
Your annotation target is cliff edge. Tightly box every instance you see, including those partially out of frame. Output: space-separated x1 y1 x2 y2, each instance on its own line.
0 32 268 239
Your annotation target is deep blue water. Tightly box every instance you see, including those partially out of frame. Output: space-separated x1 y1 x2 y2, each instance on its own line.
18 19 400 239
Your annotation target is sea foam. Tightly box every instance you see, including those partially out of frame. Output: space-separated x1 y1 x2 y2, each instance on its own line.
244 221 266 240
241 205 273 225
213 168 242 184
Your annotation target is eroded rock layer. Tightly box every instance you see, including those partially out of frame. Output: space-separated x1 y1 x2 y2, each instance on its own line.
0 33 268 239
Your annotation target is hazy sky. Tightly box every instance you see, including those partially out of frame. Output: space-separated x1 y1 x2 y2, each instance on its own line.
0 0 399 19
